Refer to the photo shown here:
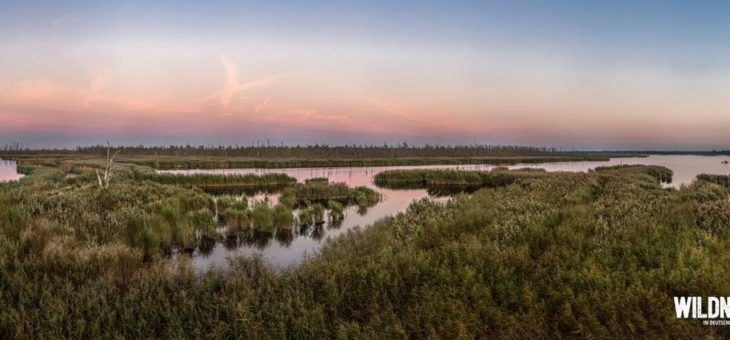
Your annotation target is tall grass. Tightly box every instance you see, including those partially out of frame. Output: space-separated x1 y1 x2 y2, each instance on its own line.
272 204 294 230
697 173 730 188
250 205 274 233
593 164 674 183
373 168 545 190
328 200 344 220
4 164 730 337
290 181 380 207
3 145 620 170
145 172 297 192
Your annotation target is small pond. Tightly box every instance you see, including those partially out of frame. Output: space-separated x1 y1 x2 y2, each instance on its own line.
0 159 22 182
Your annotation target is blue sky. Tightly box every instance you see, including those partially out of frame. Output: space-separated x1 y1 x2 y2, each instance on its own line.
1 1 730 149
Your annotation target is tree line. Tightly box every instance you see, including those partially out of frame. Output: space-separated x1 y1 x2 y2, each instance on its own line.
3 143 570 158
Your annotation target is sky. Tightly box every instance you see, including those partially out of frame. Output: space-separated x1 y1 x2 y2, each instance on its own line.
1 0 730 150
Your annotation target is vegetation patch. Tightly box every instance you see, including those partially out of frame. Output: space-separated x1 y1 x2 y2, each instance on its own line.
374 167 546 191
143 172 296 193
5 163 730 338
290 180 380 207
697 173 730 188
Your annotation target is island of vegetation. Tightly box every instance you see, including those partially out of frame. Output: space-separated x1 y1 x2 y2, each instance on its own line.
1 144 635 170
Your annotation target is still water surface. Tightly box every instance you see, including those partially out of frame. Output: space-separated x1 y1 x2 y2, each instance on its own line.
162 155 730 270
0 159 22 182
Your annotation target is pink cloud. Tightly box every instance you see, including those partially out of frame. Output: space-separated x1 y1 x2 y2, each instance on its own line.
253 97 270 114
0 57 494 140
199 55 281 114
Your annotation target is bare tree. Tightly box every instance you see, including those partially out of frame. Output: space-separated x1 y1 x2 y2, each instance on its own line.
96 143 120 189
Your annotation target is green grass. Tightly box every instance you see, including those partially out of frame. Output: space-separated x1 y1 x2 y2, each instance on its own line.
373 167 547 191
290 181 380 207
593 164 674 183
2 163 730 337
697 173 730 188
298 203 326 226
374 165 674 194
222 208 250 236
144 172 297 193
250 205 274 233
272 204 295 230
328 200 344 220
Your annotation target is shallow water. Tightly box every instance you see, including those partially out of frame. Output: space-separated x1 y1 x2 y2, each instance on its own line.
163 155 730 270
0 159 22 182
194 189 434 270
162 155 730 190
499 155 730 189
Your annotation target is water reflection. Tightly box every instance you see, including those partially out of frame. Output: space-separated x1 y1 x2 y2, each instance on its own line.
193 188 432 270
0 159 23 182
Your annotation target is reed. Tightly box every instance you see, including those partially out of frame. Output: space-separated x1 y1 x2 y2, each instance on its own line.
298 203 326 226
222 208 250 236
291 182 380 207
187 208 217 240
216 195 248 217
4 145 624 171
328 200 344 220
304 177 329 184
145 172 297 192
279 188 298 208
373 168 545 190
250 205 274 233
697 173 730 188
272 204 294 230
310 204 326 224
5 163 727 338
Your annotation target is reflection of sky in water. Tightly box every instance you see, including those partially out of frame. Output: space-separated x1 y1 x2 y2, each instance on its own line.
0 159 22 182
164 155 730 270
195 188 433 271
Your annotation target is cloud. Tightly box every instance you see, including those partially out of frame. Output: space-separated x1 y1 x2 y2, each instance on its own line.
214 55 278 111
0 68 199 135
253 97 270 114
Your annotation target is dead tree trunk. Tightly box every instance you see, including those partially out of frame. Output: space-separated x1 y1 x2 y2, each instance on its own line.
96 144 120 189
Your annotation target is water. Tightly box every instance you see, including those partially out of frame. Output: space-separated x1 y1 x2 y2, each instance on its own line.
161 155 730 190
195 189 433 269
494 155 730 189
163 155 730 270
0 159 22 182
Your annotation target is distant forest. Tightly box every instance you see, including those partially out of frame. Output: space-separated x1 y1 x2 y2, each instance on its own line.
2 143 728 158
1 144 570 158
